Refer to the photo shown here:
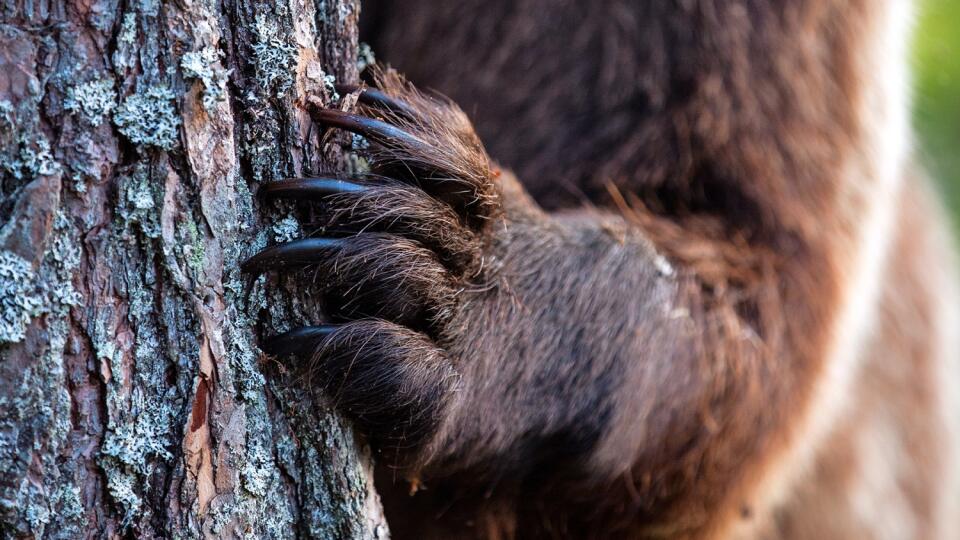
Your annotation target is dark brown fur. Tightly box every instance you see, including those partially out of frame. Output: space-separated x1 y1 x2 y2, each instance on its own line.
249 1 959 538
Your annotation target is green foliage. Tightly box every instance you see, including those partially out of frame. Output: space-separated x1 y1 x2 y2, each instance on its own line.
914 0 960 229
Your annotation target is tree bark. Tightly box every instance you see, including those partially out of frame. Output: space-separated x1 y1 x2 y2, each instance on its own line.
0 0 388 537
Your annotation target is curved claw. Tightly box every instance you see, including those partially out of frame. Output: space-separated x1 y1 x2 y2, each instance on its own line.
336 85 421 121
312 109 431 153
257 177 367 202
241 237 344 275
262 325 338 356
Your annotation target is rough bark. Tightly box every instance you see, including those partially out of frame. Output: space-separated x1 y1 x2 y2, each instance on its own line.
0 0 388 537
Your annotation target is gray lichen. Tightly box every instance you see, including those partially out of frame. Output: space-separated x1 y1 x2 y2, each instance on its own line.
63 132 101 194
272 215 301 243
100 389 176 472
64 78 117 126
225 296 268 405
321 70 339 101
357 42 375 72
113 85 181 150
0 251 43 343
1 211 84 538
4 0 383 536
0 213 75 345
118 12 138 44
96 267 181 528
180 47 231 111
83 159 187 530
100 386 175 524
204 300 296 537
112 13 139 73
1 133 62 181
252 15 298 96
0 100 13 127
272 385 374 539
241 443 276 498
50 485 84 524
115 165 162 239
317 0 356 26
192 221 300 536
351 133 369 151
347 134 371 175
45 213 83 310
238 93 287 183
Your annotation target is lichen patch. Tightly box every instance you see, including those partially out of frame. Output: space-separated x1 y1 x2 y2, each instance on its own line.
180 46 231 112
0 250 44 343
113 85 181 150
64 78 117 126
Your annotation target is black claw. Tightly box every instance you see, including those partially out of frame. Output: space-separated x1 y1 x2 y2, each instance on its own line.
257 177 367 202
241 238 344 275
336 85 421 121
262 325 339 356
312 109 430 153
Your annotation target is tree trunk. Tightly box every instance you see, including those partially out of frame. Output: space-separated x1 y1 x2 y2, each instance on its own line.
0 0 388 537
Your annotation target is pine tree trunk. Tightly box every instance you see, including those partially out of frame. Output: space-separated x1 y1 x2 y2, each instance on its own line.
0 0 388 537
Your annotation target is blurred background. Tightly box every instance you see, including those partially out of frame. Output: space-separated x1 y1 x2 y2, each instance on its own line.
914 0 960 231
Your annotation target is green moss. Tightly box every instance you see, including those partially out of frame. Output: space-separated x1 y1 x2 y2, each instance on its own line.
178 219 206 274
914 0 960 230
0 251 44 344
64 78 117 126
113 85 180 150
180 47 231 112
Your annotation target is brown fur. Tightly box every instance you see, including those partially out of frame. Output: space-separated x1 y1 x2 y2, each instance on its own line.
761 173 959 540
251 0 958 537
